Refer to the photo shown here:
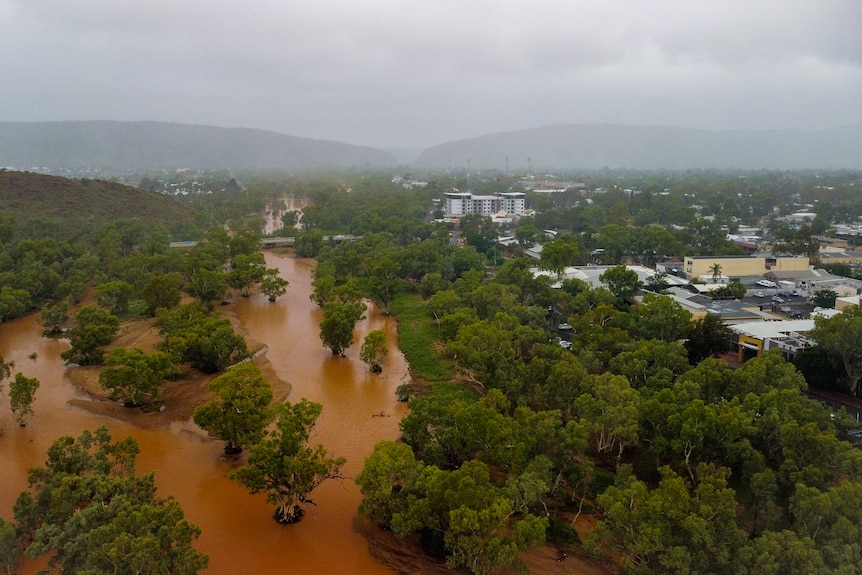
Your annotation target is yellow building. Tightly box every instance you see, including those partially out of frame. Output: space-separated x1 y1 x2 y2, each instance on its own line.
819 252 862 266
684 255 809 280
836 295 861 311
731 319 815 361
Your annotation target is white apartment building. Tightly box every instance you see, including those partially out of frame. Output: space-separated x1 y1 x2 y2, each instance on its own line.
444 191 526 216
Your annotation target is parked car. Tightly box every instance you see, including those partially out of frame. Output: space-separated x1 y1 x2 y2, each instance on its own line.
772 296 785 303
558 323 573 330
753 291 766 298
757 280 778 288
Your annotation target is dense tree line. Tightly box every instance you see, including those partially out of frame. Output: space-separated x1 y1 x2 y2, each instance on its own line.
5 169 862 574
353 249 862 574
8 427 209 575
271 181 862 573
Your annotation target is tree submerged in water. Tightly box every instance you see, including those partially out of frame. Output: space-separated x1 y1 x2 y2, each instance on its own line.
230 399 345 524
12 427 208 574
360 329 389 373
193 363 273 454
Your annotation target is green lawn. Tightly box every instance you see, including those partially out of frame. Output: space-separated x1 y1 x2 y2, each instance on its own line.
390 292 455 385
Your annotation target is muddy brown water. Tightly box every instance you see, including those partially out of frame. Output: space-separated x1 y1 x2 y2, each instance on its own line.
0 252 409 574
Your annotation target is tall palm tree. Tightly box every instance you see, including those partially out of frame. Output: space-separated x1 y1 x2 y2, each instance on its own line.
709 262 723 283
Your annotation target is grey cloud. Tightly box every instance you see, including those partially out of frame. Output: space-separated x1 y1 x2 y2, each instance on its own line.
1 0 860 148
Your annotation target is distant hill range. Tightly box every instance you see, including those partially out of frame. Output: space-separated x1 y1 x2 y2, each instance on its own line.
0 121 397 172
3 121 861 172
0 170 194 240
415 124 862 170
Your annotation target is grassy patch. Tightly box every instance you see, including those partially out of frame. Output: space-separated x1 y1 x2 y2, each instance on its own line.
391 292 454 385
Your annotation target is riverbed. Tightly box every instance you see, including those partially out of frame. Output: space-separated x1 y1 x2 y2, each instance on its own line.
0 251 409 575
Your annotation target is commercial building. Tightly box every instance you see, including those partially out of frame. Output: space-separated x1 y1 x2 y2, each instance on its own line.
683 254 809 280
731 308 842 362
731 319 816 362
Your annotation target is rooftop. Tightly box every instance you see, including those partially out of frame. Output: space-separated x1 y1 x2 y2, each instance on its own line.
731 319 815 340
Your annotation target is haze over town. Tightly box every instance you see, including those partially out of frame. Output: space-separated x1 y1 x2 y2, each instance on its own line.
2 0 861 149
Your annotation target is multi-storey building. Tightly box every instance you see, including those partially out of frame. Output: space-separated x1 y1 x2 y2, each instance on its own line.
444 191 525 216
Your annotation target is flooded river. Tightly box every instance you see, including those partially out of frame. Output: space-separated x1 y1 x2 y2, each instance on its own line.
0 252 409 574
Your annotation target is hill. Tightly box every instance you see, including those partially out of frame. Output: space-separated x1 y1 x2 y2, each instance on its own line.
0 121 398 173
0 170 196 240
414 124 862 170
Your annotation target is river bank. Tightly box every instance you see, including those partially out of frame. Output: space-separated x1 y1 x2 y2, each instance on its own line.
1 249 612 575
63 309 289 429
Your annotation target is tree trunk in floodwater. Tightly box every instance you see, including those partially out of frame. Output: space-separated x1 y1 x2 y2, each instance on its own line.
274 504 304 524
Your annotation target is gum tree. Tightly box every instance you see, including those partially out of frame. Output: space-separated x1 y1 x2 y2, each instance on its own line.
230 399 345 524
99 347 177 407
360 329 388 373
319 300 366 356
9 373 39 426
193 363 273 454
60 305 120 365
13 427 208 574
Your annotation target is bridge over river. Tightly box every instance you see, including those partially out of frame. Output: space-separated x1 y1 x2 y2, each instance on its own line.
170 234 361 249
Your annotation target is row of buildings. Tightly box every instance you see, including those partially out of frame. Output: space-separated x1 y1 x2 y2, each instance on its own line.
532 254 861 366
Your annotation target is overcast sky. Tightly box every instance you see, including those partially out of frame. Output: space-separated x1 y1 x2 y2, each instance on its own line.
2 1 861 149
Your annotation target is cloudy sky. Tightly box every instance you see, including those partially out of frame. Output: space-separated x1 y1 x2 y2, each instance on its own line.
2 1 860 149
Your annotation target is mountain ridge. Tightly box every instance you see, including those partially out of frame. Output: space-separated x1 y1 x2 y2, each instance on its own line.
414 123 862 170
0 120 398 172
2 120 862 172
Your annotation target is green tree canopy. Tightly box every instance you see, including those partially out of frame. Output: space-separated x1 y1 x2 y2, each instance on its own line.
95 280 134 314
684 313 732 364
13 427 207 575
356 441 424 529
228 253 268 297
539 238 580 279
156 303 250 373
0 517 18 575
141 273 184 316
61 305 120 365
360 329 389 372
40 302 69 336
599 265 642 308
388 459 548 575
808 306 862 396
8 373 39 426
230 399 345 524
259 269 289 301
319 300 366 355
99 347 177 407
193 363 273 454
810 289 838 309
632 293 693 342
